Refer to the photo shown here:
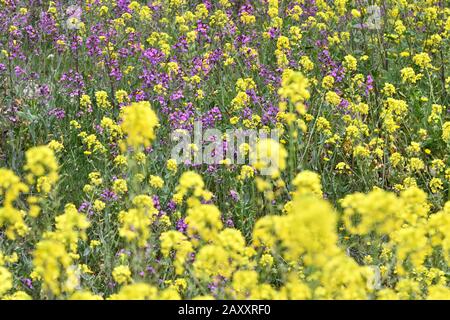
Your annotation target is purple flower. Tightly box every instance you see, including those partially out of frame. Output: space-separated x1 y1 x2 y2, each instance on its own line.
202 107 222 128
365 74 374 95
176 218 188 232
170 90 184 101
167 200 177 212
60 69 85 97
143 48 165 65
38 84 51 98
229 190 239 202
39 12 57 35
21 278 33 290
339 98 350 109
100 189 118 202
48 108 66 120
14 66 25 78
78 201 94 217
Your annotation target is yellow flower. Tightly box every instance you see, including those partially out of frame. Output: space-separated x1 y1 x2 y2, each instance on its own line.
342 189 399 235
1 291 31 300
316 117 332 135
239 165 255 180
240 11 256 24
193 244 233 280
335 162 351 174
166 158 178 173
325 91 341 106
231 270 259 298
0 266 12 297
120 101 159 149
231 91 249 111
442 122 450 143
32 239 72 295
80 94 92 109
382 83 396 96
186 204 223 244
89 240 101 249
428 104 443 123
112 265 132 285
429 178 443 194
0 169 28 207
321 75 335 89
259 253 274 268
401 67 422 84
69 291 103 300
351 9 361 18
413 53 432 69
292 171 323 198
108 283 160 300
299 56 314 71
149 175 164 189
24 146 59 193
427 286 450 300
119 195 158 247
95 90 111 109
278 69 310 114
93 199 106 212
160 231 193 275
343 54 357 71
114 155 128 166
409 158 425 172
112 179 128 194
88 172 102 186
390 152 403 167
250 139 287 179
47 140 64 153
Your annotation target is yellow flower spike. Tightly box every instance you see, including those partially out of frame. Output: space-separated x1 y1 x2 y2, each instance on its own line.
0 169 29 207
292 171 323 198
278 69 310 114
112 265 132 285
108 283 169 300
24 146 59 194
160 231 193 275
250 139 287 179
32 239 72 296
442 122 450 143
69 291 103 300
120 101 159 149
186 204 223 244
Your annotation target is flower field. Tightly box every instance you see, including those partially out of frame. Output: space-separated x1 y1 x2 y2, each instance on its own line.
0 0 450 300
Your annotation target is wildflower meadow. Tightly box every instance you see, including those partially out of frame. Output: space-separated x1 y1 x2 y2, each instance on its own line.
0 0 450 301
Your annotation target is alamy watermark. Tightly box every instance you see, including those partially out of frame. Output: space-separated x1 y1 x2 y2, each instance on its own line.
170 121 280 176
354 2 382 31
